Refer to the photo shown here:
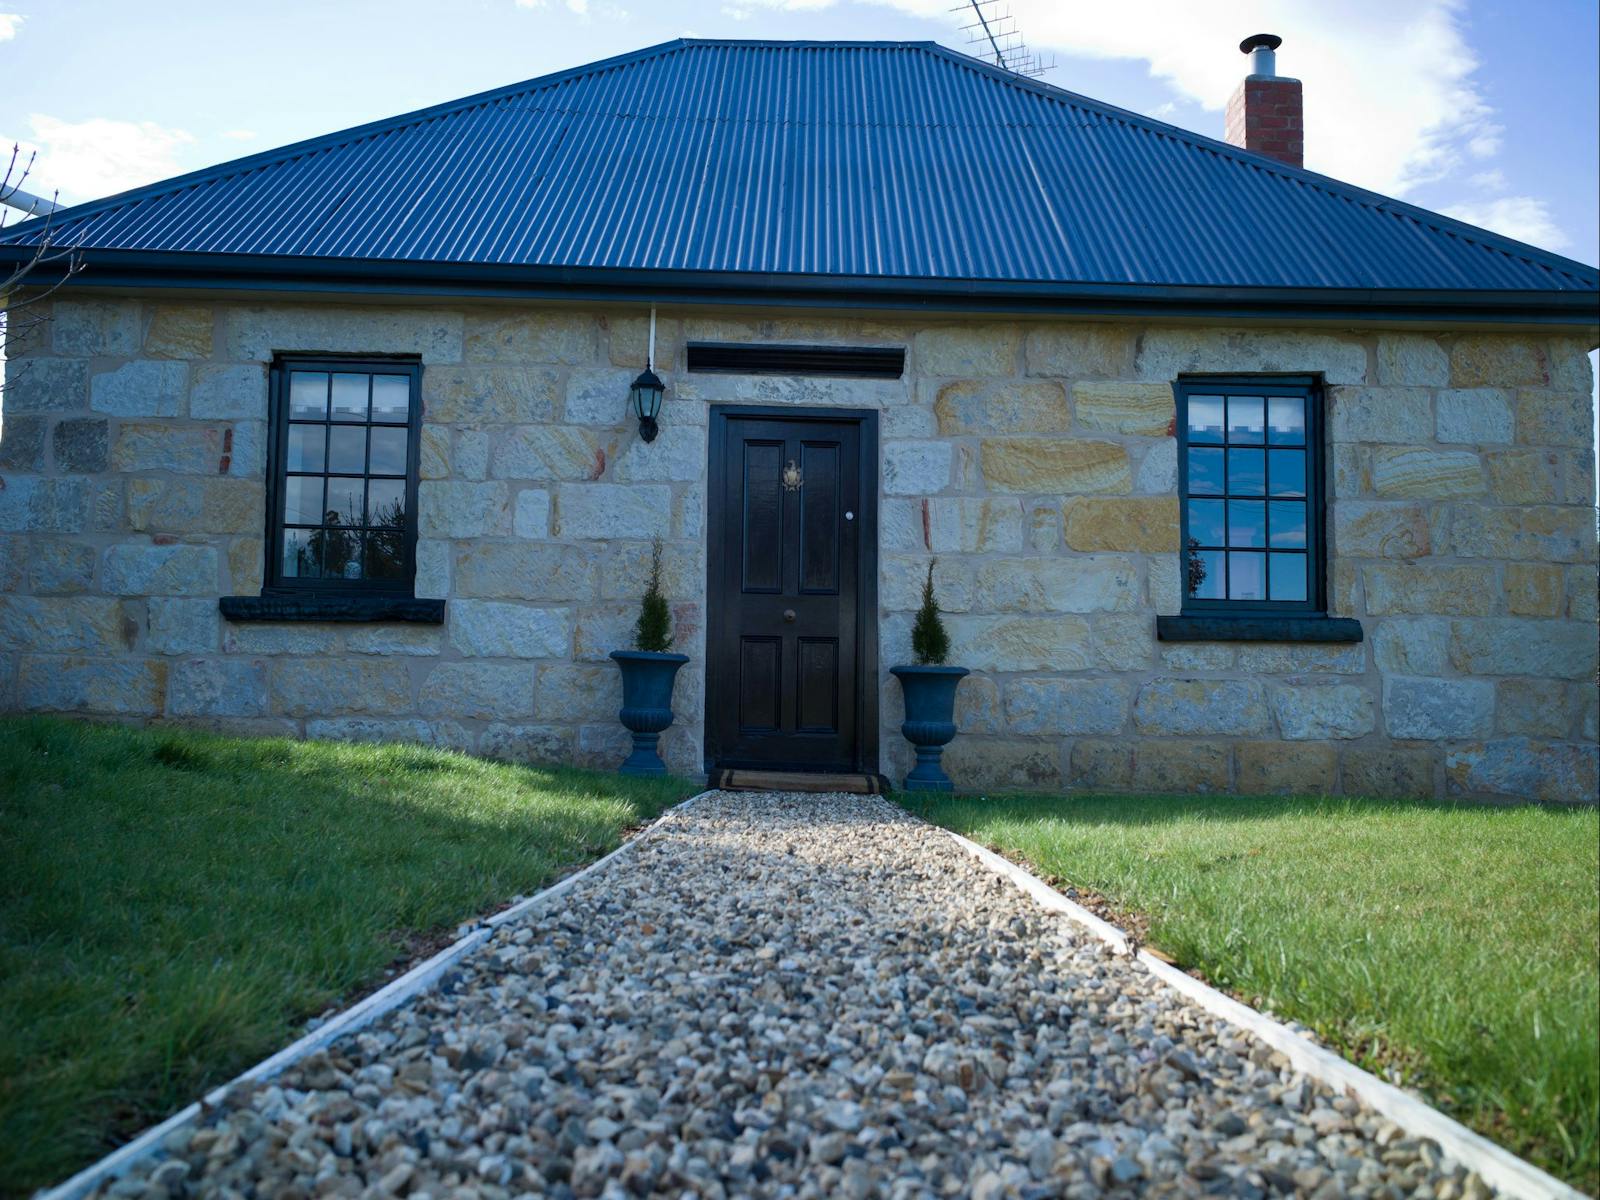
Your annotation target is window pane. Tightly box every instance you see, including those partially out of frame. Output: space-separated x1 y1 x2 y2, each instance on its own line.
1186 547 1224 600
283 475 324 525
1268 449 1306 497
1228 551 1266 600
365 530 406 580
319 527 362 580
289 372 328 420
1187 396 1225 444
1268 397 1305 445
371 375 410 421
328 426 367 474
1270 553 1308 601
1227 500 1266 547
282 529 322 579
1226 448 1265 495
1227 396 1265 444
286 424 325 472
367 478 406 528
1188 448 1226 495
1187 499 1225 547
1269 500 1307 548
331 373 369 421
369 427 409 476
326 478 365 527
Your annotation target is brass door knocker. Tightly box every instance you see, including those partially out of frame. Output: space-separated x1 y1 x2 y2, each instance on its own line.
782 460 803 491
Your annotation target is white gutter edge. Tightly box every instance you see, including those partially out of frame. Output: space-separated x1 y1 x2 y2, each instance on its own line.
36 788 717 1200
941 829 1585 1200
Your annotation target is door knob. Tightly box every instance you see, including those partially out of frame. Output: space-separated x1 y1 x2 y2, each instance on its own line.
783 609 796 622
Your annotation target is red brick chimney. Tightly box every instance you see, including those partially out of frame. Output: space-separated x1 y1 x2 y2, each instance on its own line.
1225 34 1303 169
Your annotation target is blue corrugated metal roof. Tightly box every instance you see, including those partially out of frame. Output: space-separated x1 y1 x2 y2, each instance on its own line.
6 39 1598 295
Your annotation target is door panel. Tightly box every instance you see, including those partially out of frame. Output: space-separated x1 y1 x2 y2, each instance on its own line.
708 409 874 772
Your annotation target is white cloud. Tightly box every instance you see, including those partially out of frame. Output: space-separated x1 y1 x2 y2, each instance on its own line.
221 129 258 141
1468 168 1507 192
0 13 22 42
3 114 195 204
1441 196 1570 252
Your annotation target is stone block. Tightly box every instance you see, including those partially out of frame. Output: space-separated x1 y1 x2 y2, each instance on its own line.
1435 389 1512 444
1444 738 1596 804
535 662 620 721
1133 678 1269 736
883 441 953 495
1272 683 1374 740
512 488 551 539
613 426 703 482
883 555 972 612
419 426 450 479
1491 446 1567 503
272 658 414 717
454 541 597 600
1371 617 1450 674
1002 677 1131 735
1071 382 1174 435
925 497 1025 553
1546 338 1596 391
1563 451 1596 506
599 541 701 600
1062 497 1178 552
1328 387 1432 444
444 429 484 481
147 598 220 654
305 718 472 751
1370 446 1483 498
224 305 463 362
1161 644 1233 670
417 481 512 538
554 483 672 539
1236 642 1365 674
0 596 129 653
479 722 578 764
1137 328 1367 386
1332 445 1370 496
1092 613 1153 671
882 405 935 438
464 311 597 364
1382 677 1494 739
490 427 603 481
564 366 641 426
934 380 1068 435
53 300 142 355
111 423 224 473
1375 335 1449 386
223 624 339 654
168 658 269 717
1236 742 1337 795
19 655 166 715
940 739 1062 792
225 421 265 479
1495 678 1571 738
1515 390 1594 448
345 625 444 655
1134 438 1178 493
188 363 265 419
0 477 90 533
1445 505 1596 563
3 358 88 414
1023 326 1133 378
144 304 214 359
1450 335 1547 388
1341 747 1434 798
574 604 637 661
1363 564 1496 615
953 674 1002 735
414 539 450 599
227 538 265 594
423 365 558 423
1029 505 1063 552
90 361 187 417
1448 619 1596 680
879 499 926 552
574 721 633 769
128 477 263 534
1069 739 1133 789
103 543 217 596
972 555 1138 613
27 542 96 593
980 439 1130 494
1130 741 1231 793
944 613 1092 672
449 600 571 658
913 326 1019 376
419 662 536 720
1504 563 1564 616
1331 502 1431 559
1568 565 1598 622
51 418 110 472
606 314 683 369
0 415 47 470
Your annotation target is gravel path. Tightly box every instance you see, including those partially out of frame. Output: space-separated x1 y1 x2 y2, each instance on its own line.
98 792 1492 1200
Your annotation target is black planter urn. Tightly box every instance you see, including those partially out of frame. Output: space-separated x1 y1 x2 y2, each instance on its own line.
609 650 689 776
890 664 969 792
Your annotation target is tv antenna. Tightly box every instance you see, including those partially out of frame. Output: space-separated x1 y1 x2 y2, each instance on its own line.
954 0 1054 78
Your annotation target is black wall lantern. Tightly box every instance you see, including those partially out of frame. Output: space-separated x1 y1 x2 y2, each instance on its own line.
628 306 665 443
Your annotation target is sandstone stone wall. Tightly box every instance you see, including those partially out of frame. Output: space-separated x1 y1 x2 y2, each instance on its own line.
1 298 1595 801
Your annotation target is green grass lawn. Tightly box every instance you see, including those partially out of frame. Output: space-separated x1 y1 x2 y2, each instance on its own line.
905 791 1600 1193
0 716 696 1197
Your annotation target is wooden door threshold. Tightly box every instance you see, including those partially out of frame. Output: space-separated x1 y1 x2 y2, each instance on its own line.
709 769 889 795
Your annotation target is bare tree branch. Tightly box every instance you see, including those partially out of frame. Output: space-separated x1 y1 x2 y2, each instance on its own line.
2 143 86 391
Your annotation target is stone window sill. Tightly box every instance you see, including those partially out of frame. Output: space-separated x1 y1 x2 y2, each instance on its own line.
219 595 446 623
1156 615 1363 643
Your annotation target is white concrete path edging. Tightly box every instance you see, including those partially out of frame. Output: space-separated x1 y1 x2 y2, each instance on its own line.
942 828 1585 1200
36 789 715 1200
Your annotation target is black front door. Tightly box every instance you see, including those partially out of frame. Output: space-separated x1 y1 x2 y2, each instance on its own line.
706 407 878 773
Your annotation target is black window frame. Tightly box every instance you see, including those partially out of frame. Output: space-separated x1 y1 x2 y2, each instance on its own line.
1176 374 1326 618
264 355 423 598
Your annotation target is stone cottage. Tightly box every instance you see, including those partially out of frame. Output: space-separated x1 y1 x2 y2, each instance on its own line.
1 38 1596 801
